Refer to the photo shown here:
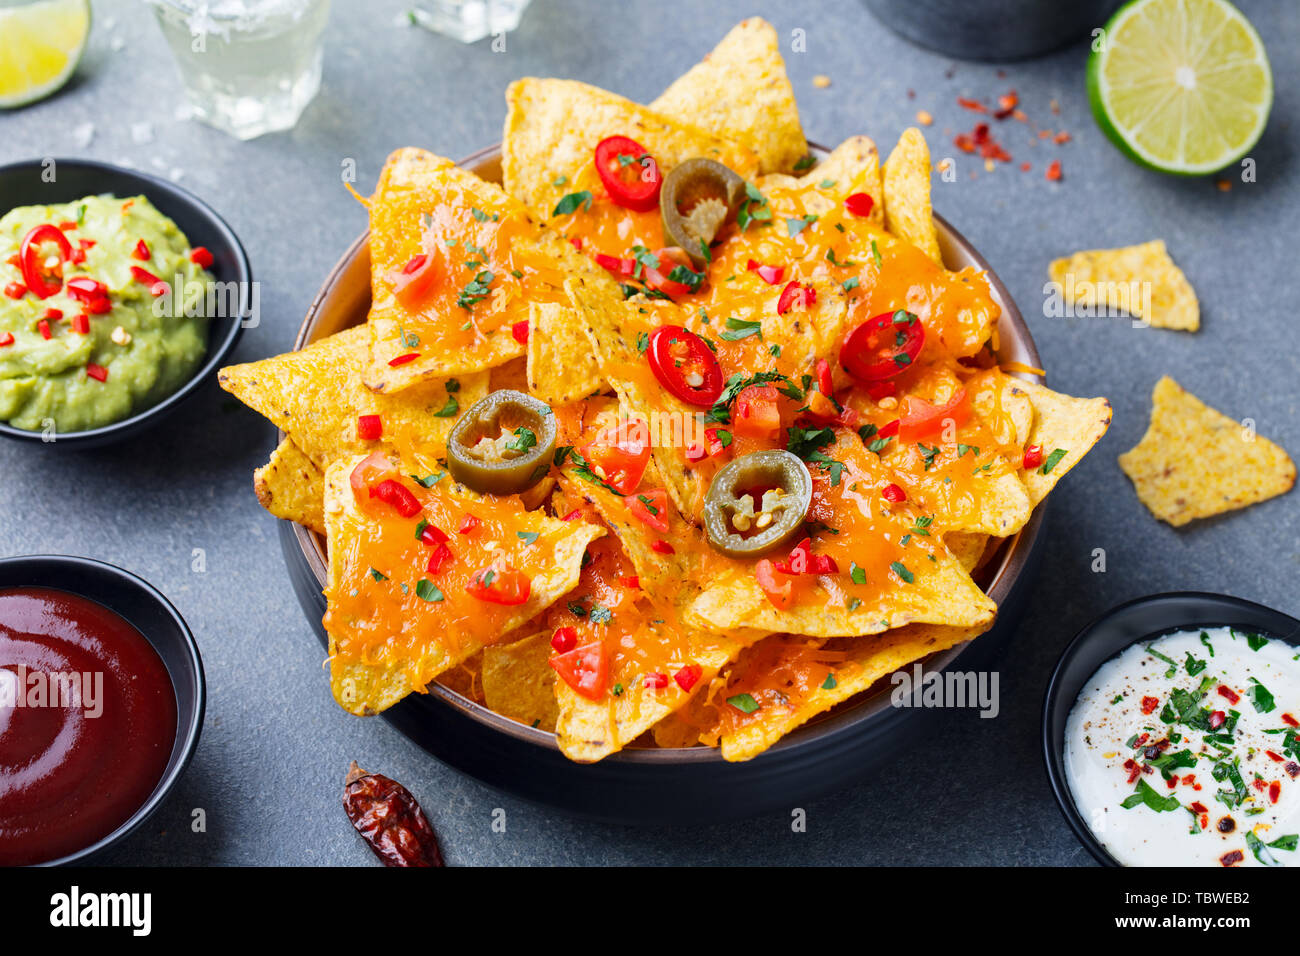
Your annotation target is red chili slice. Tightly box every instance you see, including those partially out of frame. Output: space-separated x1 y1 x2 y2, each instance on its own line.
0 332 13 347
755 558 795 610
1022 444 1044 470
71 314 89 335
66 276 112 314
650 539 675 554
37 319 51 340
595 253 635 277
457 514 480 534
129 266 167 296
777 280 816 315
388 352 420 367
841 310 925 382
85 363 108 382
19 224 72 299
370 479 423 518
646 325 723 407
3 282 25 299
844 193 875 217
426 543 453 576
511 320 529 344
593 135 661 211
189 246 214 269
132 239 151 261
881 483 907 503
549 641 608 700
581 420 651 495
357 414 383 440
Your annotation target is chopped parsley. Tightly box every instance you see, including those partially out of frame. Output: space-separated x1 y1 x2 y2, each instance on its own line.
415 579 444 603
552 190 593 217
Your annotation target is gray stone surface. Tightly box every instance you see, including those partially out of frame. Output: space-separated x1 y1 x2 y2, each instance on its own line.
1 0 1296 866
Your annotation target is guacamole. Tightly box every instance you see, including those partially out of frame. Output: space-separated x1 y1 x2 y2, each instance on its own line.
0 195 213 433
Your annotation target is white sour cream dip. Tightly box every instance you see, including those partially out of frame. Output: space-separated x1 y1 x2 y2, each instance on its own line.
1065 627 1300 867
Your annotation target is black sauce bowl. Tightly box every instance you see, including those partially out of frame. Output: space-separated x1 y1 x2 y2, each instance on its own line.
0 554 205 866
0 158 251 448
1041 592 1300 867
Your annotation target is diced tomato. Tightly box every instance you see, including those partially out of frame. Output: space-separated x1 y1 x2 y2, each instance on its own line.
580 420 651 494
844 193 875 217
619 575 640 589
1209 710 1226 730
840 310 925 382
466 559 531 606
549 641 608 700
731 384 782 439
898 388 969 443
189 246 214 269
510 319 529 344
747 259 784 285
755 558 795 610
458 514 480 534
626 488 669 532
774 537 838 576
651 539 675 555
393 252 439 309
646 324 723 406
881 483 907 503
593 135 661 211
1022 444 1044 470
419 522 449 546
673 665 701 692
349 451 392 502
644 672 669 690
777 280 815 315
551 626 578 653
356 414 383 440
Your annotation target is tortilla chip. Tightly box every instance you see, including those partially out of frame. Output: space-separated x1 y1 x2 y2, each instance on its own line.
714 623 989 761
481 632 559 731
882 128 942 264
527 300 605 405
968 367 1034 449
1118 376 1295 526
502 78 760 221
649 17 805 174
776 135 884 226
219 325 487 474
254 438 325 534
434 652 484 704
1017 379 1113 505
323 454 603 715
1048 240 1198 331
945 532 988 573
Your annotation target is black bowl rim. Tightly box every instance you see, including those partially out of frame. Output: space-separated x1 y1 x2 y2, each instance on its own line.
287 139 1048 766
0 157 252 445
1040 590 1300 867
0 553 206 866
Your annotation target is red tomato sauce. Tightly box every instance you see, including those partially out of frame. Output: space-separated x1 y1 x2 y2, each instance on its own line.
0 587 177 865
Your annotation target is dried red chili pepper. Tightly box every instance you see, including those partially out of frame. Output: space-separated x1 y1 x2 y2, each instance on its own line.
343 761 444 867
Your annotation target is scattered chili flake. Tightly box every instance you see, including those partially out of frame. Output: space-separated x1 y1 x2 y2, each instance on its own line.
1217 684 1240 704
1266 750 1284 763
57 220 77 231
1020 162 1031 172
1219 850 1244 867
1053 131 1071 145
1282 713 1299 728
813 74 831 88
86 363 108 382
1216 179 1232 192
1269 781 1281 804
957 96 987 113
1045 160 1063 182
993 90 1018 119
569 236 582 250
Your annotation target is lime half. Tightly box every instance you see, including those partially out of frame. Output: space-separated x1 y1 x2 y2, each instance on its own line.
0 0 91 109
1088 0 1273 175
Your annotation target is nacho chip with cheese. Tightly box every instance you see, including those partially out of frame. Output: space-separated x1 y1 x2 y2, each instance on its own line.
481 631 559 731
323 453 603 715
1016 379 1113 506
649 17 806 174
1119 376 1294 526
219 324 487 474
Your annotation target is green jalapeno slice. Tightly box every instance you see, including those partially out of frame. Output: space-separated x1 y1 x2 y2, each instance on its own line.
702 450 812 557
659 158 745 268
445 390 557 495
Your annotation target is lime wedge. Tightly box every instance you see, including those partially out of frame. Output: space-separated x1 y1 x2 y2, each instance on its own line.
1087 0 1272 175
0 0 91 109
